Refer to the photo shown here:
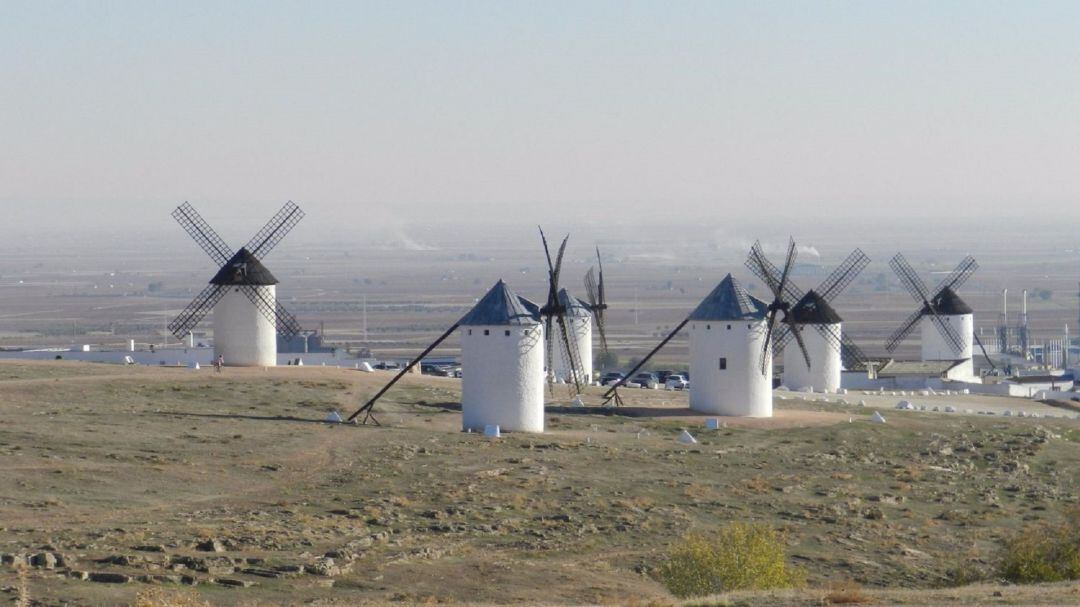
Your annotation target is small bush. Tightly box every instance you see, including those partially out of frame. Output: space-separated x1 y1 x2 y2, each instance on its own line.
998 516 1080 584
655 523 805 598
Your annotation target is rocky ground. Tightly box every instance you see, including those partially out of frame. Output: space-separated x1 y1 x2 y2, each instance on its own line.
0 360 1077 606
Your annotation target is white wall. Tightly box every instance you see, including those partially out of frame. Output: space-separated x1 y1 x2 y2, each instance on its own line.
782 323 842 392
922 313 973 378
460 323 546 433
689 319 772 417
550 315 593 383
0 349 365 368
214 286 278 367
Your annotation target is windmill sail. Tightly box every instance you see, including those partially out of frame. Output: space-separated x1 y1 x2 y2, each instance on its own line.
168 202 305 341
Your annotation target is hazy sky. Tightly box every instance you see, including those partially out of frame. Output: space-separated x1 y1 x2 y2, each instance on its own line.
3 1 1079 231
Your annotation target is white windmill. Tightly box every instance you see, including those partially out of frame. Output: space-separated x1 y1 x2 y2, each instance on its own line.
169 202 305 367
549 288 593 384
348 280 545 431
743 244 871 393
458 280 545 432
885 254 990 380
600 240 821 418
687 274 772 416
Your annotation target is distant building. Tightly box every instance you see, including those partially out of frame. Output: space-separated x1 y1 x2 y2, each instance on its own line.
277 330 335 354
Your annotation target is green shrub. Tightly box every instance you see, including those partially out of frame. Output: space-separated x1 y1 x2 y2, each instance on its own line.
998 517 1080 584
655 523 805 598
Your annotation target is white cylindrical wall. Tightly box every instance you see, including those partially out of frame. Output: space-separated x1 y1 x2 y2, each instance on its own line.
783 323 842 392
213 286 277 367
689 320 772 417
921 313 973 377
460 323 545 433
550 316 593 383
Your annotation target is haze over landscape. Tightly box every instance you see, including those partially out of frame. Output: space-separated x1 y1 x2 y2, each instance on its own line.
3 1 1080 233
2 3 1079 606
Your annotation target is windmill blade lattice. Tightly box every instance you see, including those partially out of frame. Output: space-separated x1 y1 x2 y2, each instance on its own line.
236 284 304 337
172 203 234 265
246 201 306 259
168 202 305 340
745 238 811 374
885 254 967 355
746 240 870 373
168 283 228 339
933 256 978 296
817 249 870 302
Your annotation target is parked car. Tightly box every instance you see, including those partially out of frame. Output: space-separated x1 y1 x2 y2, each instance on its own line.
374 361 401 370
600 371 625 386
664 374 689 390
656 370 676 383
630 372 659 388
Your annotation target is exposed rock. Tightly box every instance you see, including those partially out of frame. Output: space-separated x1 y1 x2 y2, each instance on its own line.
30 552 57 569
215 578 256 588
196 538 226 553
308 557 341 577
89 572 131 584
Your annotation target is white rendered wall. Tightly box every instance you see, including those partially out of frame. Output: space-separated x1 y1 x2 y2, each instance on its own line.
550 316 593 383
689 320 772 417
213 286 277 367
921 313 973 378
783 323 842 393
460 323 545 433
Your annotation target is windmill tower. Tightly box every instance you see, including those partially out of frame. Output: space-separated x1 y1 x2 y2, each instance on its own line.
536 228 589 398
600 238 817 417
459 281 545 433
169 202 305 367
349 230 585 428
550 289 593 384
885 254 982 379
687 275 771 416
745 246 870 393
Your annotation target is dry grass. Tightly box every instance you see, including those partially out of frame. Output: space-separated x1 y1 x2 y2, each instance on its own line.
823 580 874 605
15 563 29 607
132 587 212 607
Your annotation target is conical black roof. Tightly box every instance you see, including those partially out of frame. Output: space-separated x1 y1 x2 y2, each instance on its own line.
459 280 541 326
210 248 279 286
927 286 973 315
558 288 592 318
688 274 768 321
790 289 843 324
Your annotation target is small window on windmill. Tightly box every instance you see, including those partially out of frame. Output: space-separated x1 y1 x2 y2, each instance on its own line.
468 329 473 336
484 329 489 336
719 357 727 370
727 324 732 330
747 324 751 329
504 330 510 336
706 324 711 330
